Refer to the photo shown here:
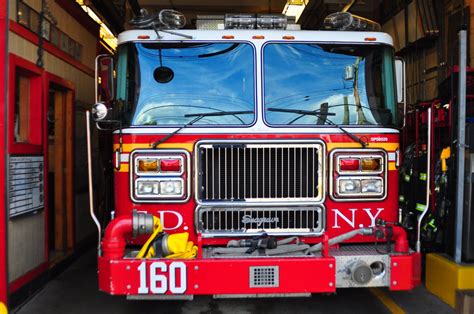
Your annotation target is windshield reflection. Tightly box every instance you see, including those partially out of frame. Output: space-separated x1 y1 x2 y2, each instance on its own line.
263 43 396 126
125 42 255 126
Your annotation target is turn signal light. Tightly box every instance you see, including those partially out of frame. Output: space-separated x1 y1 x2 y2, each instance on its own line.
138 159 158 172
339 159 360 171
160 158 181 172
361 157 381 171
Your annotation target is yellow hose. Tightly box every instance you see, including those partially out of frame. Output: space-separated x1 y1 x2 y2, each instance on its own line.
136 216 197 259
136 216 163 258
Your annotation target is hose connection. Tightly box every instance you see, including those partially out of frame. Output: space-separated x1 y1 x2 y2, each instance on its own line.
374 219 409 253
102 210 156 259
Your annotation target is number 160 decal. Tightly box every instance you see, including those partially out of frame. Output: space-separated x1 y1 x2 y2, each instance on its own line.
138 261 187 294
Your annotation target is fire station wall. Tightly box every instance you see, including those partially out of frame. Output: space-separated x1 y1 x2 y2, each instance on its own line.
381 1 468 103
10 0 97 67
7 1 98 283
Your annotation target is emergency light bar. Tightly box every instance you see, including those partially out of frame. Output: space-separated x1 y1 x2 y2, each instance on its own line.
159 9 186 29
224 14 288 30
225 14 256 29
322 12 381 31
257 14 288 29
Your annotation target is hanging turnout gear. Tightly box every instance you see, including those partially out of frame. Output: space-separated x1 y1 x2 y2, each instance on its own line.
421 147 451 247
413 145 428 214
399 144 417 235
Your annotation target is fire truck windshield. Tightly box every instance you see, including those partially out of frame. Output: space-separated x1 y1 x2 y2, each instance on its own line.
116 42 256 126
263 43 397 126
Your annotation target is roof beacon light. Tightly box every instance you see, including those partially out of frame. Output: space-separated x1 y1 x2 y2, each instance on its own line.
159 9 186 29
257 14 287 29
225 14 256 29
323 12 381 31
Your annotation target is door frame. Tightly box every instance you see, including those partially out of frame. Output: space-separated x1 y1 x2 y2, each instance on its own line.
44 72 75 260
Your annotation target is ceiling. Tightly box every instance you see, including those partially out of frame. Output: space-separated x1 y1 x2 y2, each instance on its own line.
139 0 287 15
91 0 385 33
134 0 287 29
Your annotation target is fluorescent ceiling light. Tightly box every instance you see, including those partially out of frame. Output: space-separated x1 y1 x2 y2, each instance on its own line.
76 0 117 51
282 0 309 22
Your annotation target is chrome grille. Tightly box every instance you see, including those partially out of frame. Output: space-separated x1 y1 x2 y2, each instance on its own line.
197 142 322 201
197 206 323 236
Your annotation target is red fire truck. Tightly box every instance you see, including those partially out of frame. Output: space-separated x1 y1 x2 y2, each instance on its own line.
89 11 420 299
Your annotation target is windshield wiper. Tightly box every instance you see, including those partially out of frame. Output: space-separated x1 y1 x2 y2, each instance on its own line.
267 107 367 148
151 110 253 148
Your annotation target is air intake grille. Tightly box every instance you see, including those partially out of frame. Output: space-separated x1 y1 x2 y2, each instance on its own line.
249 266 279 288
197 143 321 201
198 206 322 235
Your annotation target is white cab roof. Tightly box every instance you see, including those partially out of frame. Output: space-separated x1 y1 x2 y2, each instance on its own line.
117 29 393 47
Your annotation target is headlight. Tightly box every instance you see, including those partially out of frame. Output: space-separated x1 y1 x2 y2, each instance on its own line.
336 177 384 197
136 180 159 195
338 179 361 194
159 180 183 196
131 150 189 202
331 149 387 201
361 179 383 194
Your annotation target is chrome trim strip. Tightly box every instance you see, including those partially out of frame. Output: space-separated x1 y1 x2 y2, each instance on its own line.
329 148 388 202
115 127 400 134
120 153 130 163
387 152 396 161
195 204 326 238
129 149 191 203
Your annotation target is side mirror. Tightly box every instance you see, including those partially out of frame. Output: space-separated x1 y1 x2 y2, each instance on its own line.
95 54 114 104
91 102 108 121
394 57 406 127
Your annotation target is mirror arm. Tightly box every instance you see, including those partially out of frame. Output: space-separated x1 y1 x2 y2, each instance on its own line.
95 119 121 130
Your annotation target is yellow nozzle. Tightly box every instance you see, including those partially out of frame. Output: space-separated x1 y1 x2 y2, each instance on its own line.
0 302 7 314
166 232 189 254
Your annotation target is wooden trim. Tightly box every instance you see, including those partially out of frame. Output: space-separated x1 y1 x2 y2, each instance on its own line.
8 262 48 293
46 72 75 90
8 53 44 155
54 0 99 38
9 21 95 77
44 73 76 253
17 76 30 143
53 91 65 251
65 90 75 249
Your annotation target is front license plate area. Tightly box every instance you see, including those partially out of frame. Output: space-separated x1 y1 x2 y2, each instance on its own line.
137 261 187 294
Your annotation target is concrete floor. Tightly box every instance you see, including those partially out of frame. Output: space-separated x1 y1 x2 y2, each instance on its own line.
13 250 454 314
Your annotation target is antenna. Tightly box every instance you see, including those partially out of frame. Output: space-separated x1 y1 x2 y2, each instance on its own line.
342 0 357 13
128 9 192 39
